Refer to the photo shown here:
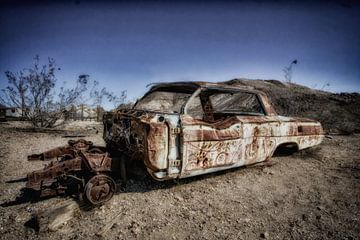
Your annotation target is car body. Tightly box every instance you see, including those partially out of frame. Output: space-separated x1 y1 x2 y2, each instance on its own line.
24 81 324 205
104 82 324 180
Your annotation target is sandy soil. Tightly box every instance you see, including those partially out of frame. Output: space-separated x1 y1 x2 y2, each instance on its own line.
0 121 359 240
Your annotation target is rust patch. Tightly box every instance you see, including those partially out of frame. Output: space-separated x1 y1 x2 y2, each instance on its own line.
145 122 168 171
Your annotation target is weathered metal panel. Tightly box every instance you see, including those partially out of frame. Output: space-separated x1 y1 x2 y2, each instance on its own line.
178 114 323 178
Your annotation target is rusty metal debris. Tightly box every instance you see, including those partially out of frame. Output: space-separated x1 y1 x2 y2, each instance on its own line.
26 139 113 206
26 82 324 206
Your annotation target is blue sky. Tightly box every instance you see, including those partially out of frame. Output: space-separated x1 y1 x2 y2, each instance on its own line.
0 0 359 108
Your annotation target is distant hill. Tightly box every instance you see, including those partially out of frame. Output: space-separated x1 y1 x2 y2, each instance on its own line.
223 78 360 134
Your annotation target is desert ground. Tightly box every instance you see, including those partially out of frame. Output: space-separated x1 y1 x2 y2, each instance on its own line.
0 120 359 240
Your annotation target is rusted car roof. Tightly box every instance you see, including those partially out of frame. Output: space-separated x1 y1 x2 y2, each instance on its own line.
145 81 277 116
148 81 257 92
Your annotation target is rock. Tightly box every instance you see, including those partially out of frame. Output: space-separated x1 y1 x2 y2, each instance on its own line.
260 231 269 239
262 168 274 175
111 223 119 229
15 212 32 223
35 199 79 232
317 206 324 211
174 195 184 202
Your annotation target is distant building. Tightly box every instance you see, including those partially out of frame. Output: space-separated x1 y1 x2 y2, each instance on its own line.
0 103 103 122
66 104 104 121
6 107 23 118
0 104 27 120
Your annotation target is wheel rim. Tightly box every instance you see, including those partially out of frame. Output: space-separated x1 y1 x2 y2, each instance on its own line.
84 175 116 206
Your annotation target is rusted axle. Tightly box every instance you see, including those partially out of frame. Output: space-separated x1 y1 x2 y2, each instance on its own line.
26 139 115 206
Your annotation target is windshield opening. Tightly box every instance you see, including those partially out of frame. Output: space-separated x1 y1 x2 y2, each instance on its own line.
134 89 194 113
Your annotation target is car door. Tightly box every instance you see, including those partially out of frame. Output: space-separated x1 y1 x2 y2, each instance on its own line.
179 88 274 178
179 88 246 178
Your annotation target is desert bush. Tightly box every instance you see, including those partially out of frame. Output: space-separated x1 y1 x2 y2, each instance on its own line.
0 56 126 127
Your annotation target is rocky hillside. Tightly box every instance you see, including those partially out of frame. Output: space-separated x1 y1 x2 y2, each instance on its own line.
223 79 360 134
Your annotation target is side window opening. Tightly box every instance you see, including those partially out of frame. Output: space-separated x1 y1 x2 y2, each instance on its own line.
186 89 265 122
210 92 264 115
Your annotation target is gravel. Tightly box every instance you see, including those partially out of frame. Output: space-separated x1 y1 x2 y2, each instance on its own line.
0 121 359 239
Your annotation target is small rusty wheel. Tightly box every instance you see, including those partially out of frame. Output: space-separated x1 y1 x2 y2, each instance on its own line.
84 174 116 206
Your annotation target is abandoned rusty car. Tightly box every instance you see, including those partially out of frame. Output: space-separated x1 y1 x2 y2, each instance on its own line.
26 82 324 205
